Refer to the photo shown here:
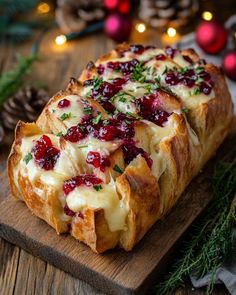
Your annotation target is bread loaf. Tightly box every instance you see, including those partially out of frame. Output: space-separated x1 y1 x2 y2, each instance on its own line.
8 44 233 253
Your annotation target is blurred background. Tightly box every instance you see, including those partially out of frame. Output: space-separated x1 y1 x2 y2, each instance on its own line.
0 0 236 169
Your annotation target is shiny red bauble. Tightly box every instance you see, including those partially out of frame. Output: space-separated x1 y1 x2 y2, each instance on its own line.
104 13 132 42
222 51 236 81
196 21 228 54
103 0 130 14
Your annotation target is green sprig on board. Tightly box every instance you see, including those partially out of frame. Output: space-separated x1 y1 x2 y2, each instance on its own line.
0 54 38 106
155 152 236 295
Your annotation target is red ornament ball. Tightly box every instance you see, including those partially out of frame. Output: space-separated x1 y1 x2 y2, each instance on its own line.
103 0 130 14
222 51 236 81
196 21 228 54
104 13 132 42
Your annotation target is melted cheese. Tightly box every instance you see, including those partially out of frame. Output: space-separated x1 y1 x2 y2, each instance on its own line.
48 95 85 127
66 181 128 232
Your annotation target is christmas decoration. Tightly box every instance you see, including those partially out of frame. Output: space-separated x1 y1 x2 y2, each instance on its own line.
155 151 236 294
103 0 130 15
196 21 228 54
139 0 199 28
222 51 236 82
0 54 38 107
1 87 49 130
104 13 132 42
0 125 4 144
56 0 105 34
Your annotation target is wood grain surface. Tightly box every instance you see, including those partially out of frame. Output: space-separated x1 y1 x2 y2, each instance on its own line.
0 17 233 294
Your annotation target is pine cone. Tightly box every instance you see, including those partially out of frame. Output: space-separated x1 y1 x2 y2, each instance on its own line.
56 0 105 34
1 87 49 131
139 0 199 28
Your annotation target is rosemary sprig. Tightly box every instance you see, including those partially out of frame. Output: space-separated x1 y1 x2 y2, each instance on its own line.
155 153 236 295
0 53 37 106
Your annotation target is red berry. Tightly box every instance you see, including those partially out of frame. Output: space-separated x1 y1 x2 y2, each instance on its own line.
58 98 70 109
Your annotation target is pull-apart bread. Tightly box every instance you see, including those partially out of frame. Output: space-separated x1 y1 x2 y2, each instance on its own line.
8 44 233 253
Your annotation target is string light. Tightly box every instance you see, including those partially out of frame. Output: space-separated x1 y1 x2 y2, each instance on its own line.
37 2 50 14
167 27 176 38
135 23 146 33
55 35 67 46
202 11 213 21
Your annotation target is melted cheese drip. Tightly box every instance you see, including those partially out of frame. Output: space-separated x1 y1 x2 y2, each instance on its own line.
48 95 85 127
66 181 128 232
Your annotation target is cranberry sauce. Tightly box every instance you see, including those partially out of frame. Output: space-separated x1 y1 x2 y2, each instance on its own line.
64 204 75 217
86 151 111 172
63 174 103 195
58 98 70 109
32 135 60 170
165 46 177 59
119 44 156 57
164 67 214 95
135 92 171 127
122 142 153 168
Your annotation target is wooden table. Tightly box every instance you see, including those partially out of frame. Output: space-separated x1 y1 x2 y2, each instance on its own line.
0 25 229 295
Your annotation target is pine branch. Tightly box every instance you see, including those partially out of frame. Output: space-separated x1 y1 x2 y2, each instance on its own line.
0 54 38 106
155 153 236 295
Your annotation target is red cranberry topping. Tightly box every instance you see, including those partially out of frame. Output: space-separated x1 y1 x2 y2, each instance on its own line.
63 174 103 195
156 54 166 61
32 135 60 170
199 81 212 95
97 64 105 75
100 101 116 113
99 125 119 141
122 143 153 168
182 55 193 64
64 125 87 143
136 93 170 127
64 205 76 217
129 44 145 54
77 212 84 219
165 72 179 85
106 59 139 75
58 98 70 109
165 46 177 59
86 151 111 172
198 70 211 81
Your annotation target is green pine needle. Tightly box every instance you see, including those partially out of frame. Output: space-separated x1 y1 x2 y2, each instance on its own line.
155 152 236 295
0 54 38 106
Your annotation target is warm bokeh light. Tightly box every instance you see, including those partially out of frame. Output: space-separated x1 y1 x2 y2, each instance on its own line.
55 35 67 46
135 23 146 33
202 11 213 21
167 27 177 38
37 2 50 14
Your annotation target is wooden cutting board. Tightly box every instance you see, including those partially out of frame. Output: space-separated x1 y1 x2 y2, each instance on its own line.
0 131 235 295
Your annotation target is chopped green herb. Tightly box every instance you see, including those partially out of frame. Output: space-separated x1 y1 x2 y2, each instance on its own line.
126 112 142 120
189 87 201 96
56 132 63 137
60 112 72 121
24 153 32 164
83 106 93 115
103 120 109 126
93 185 103 191
196 66 204 74
131 63 146 83
114 68 120 73
182 108 189 113
162 65 169 75
92 113 102 124
92 76 103 90
113 164 123 174
78 145 88 149
155 75 161 84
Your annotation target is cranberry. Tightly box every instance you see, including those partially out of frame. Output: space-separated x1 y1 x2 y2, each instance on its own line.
165 72 179 85
83 79 93 87
86 151 111 172
165 46 177 59
112 77 127 90
91 81 117 100
97 64 105 75
156 54 166 61
63 174 102 195
99 125 118 141
122 143 153 168
199 81 212 95
58 98 70 109
100 101 116 113
182 55 193 64
153 111 170 127
119 59 139 75
32 135 60 170
77 212 84 219
199 70 211 81
181 77 195 88
64 205 76 217
64 125 87 143
129 44 145 54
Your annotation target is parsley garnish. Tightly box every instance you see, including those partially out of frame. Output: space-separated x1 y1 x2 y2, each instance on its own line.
24 153 32 164
182 108 189 113
83 106 92 115
92 113 102 124
162 65 169 75
60 112 72 121
78 145 88 149
93 185 103 191
130 63 146 83
103 120 109 126
92 76 103 90
155 75 161 84
189 87 200 96
113 164 123 174
56 132 63 137
126 112 142 120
